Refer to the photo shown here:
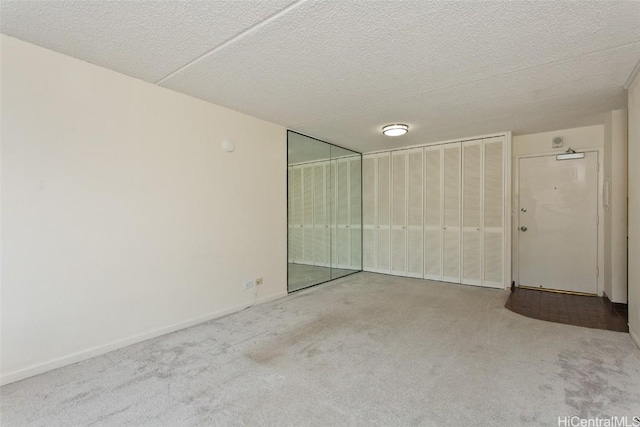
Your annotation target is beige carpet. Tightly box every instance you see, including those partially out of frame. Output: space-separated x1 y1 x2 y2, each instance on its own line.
2 272 640 426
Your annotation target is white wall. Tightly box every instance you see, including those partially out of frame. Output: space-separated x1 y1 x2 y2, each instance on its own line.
512 125 605 294
628 72 640 348
0 36 288 384
513 125 604 157
603 110 628 304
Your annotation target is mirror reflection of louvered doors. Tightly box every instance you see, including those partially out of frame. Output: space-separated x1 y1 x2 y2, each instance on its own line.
362 136 507 289
288 157 362 271
287 130 362 293
334 157 362 269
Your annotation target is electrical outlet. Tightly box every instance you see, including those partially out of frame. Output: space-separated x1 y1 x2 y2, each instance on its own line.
244 280 254 290
255 277 263 286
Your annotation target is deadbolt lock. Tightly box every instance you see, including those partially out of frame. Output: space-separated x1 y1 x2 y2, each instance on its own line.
520 226 528 232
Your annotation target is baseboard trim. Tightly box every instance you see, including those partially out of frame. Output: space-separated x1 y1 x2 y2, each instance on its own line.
630 327 640 350
0 291 288 386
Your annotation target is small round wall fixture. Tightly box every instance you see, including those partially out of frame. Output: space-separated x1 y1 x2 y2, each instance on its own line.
222 140 235 152
382 124 409 137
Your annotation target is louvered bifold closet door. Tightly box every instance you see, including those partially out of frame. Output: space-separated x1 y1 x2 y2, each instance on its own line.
288 167 293 262
391 151 407 276
483 137 505 288
462 141 482 286
350 157 362 270
328 161 337 268
302 165 315 265
291 166 304 263
362 154 376 271
376 153 391 273
442 143 461 283
336 159 351 269
424 146 442 280
313 162 329 267
407 148 424 278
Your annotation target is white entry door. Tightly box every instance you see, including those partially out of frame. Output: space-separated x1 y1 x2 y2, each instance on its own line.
518 152 598 294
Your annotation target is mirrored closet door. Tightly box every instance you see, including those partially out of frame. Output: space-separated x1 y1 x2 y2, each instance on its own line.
287 131 362 292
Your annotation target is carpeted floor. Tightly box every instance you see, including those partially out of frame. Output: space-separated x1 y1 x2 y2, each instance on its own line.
2 272 640 426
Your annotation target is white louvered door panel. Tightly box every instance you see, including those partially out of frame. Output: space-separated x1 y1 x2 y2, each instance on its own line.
292 166 304 262
483 137 505 288
362 154 377 271
328 161 337 268
302 165 314 264
336 159 350 269
376 153 391 273
424 146 442 280
336 228 350 269
350 157 362 270
323 161 333 267
442 143 461 283
362 227 375 271
391 151 407 276
288 167 294 262
407 148 423 278
462 141 482 286
313 162 329 267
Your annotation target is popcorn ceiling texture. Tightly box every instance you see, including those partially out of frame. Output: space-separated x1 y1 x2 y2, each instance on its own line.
0 0 296 82
1 0 639 151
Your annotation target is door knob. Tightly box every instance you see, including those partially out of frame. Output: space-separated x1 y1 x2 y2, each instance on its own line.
521 208 527 212
520 226 528 232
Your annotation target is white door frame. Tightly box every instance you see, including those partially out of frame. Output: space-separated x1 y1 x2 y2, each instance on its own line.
512 147 604 295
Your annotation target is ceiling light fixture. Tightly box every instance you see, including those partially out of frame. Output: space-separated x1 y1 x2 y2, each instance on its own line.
382 124 409 137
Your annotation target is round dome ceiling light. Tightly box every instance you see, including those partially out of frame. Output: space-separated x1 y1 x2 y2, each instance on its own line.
382 124 409 137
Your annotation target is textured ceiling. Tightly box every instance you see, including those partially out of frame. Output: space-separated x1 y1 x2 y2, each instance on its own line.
0 0 296 82
2 1 639 153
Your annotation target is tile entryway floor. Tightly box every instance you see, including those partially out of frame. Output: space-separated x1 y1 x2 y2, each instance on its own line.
505 287 628 332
